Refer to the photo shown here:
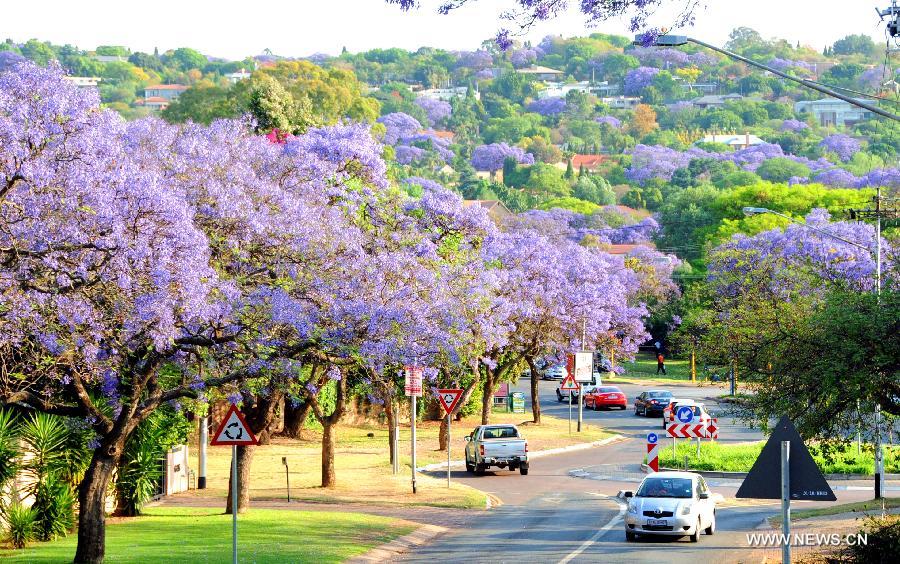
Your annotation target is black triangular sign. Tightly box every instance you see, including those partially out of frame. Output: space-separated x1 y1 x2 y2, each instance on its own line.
736 416 836 501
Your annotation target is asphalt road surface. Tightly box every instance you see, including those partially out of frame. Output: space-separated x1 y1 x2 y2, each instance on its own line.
404 377 895 563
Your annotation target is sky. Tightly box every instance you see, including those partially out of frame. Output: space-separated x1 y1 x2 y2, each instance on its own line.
0 1 890 60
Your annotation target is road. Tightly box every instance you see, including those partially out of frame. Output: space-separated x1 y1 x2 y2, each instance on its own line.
402 377 895 563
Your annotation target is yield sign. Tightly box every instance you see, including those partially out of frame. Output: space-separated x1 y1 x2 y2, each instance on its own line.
437 389 464 415
211 404 259 446
559 374 580 391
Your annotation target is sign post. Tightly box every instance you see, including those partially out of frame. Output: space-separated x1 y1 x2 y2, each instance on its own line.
404 365 423 494
568 352 593 433
437 389 464 489
781 440 791 564
210 404 259 564
560 374 579 434
647 432 659 472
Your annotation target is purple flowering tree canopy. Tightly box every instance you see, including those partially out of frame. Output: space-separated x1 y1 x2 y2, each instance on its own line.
624 66 660 95
471 142 535 171
527 96 567 116
414 97 452 127
820 134 861 162
377 112 422 145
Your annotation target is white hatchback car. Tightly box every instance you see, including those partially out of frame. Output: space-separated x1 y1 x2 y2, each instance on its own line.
623 471 716 542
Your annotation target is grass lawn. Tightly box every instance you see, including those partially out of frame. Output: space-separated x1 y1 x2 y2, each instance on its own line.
768 498 900 526
187 411 609 510
618 351 693 382
659 440 899 474
0 507 415 563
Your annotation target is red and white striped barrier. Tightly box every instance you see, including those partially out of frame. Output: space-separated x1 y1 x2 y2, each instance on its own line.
647 432 659 472
667 418 719 439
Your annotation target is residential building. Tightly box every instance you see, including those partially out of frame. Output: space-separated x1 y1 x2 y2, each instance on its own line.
698 133 765 150
416 86 478 101
691 93 744 109
601 96 642 110
516 65 564 81
64 76 101 88
462 200 515 223
92 54 126 63
554 154 608 173
225 69 252 83
593 83 621 96
681 82 718 94
538 81 593 99
794 98 874 127
141 97 171 111
144 84 188 101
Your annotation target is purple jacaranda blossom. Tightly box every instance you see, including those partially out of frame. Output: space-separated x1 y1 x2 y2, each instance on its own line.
595 115 622 128
820 134 861 162
377 112 422 145
414 98 451 127
624 66 660 95
395 145 427 165
471 143 535 171
781 119 809 132
528 97 566 116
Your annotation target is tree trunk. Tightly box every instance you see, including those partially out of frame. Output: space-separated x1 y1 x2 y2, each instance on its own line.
438 414 449 451
112 469 138 518
481 367 495 425
280 401 311 439
321 421 336 488
527 356 541 425
384 398 398 466
224 445 254 514
74 449 120 564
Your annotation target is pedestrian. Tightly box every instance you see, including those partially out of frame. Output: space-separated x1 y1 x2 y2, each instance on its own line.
656 351 666 375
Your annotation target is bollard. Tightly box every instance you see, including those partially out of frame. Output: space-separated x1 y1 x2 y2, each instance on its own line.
282 456 291 502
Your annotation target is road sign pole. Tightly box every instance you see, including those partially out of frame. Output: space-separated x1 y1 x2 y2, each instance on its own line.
577 385 583 432
875 404 883 499
447 413 452 488
781 440 791 564
411 393 417 494
198 416 208 489
232 444 238 564
568 391 572 434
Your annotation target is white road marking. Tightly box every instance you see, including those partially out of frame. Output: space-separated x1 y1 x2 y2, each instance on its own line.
558 499 626 564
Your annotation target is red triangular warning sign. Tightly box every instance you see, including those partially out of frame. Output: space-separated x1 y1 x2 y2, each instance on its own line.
559 374 580 391
437 389 464 414
210 404 259 446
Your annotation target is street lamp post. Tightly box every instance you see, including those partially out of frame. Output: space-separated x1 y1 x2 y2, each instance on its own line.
742 206 885 499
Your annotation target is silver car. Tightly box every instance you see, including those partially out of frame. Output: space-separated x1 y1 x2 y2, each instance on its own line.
623 471 716 542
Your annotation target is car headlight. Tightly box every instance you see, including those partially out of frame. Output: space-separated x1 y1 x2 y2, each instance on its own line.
627 501 637 514
681 504 693 515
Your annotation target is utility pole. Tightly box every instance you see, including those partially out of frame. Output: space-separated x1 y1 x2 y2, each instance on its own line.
848 188 898 499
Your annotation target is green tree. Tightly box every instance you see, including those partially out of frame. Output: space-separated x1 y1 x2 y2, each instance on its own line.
20 39 57 65
755 157 811 183
162 83 241 124
167 47 207 71
832 34 876 56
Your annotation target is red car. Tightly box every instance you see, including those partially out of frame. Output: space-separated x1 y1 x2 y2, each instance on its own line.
584 386 627 410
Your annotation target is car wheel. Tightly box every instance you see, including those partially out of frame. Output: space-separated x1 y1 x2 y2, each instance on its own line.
634 406 639 416
475 463 486 476
557 391 564 403
593 402 599 411
705 513 716 535
625 530 635 542
465 457 475 474
690 519 701 542
519 467 529 476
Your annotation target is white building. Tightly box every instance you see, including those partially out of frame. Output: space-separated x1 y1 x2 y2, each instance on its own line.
225 70 252 83
699 133 765 150
794 98 875 127
64 76 101 88
416 86 478 101
602 96 642 110
691 93 744 109
537 81 593 99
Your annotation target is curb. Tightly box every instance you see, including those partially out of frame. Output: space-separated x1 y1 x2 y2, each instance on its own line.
346 523 448 563
416 434 626 472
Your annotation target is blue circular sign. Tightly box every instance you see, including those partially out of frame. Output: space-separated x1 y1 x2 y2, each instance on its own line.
647 432 658 444
676 406 695 423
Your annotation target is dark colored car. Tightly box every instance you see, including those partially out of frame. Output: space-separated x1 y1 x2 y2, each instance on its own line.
634 390 673 417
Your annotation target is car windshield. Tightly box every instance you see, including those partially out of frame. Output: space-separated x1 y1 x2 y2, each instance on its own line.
598 387 619 393
636 477 693 498
648 391 672 399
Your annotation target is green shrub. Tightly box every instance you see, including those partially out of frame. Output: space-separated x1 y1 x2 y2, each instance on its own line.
4 501 37 549
842 515 900 563
32 476 76 541
0 409 20 487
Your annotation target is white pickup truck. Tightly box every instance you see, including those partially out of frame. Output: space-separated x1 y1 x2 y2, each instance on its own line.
464 424 529 475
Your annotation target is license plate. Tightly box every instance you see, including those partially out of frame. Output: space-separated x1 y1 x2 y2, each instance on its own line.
647 519 667 526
